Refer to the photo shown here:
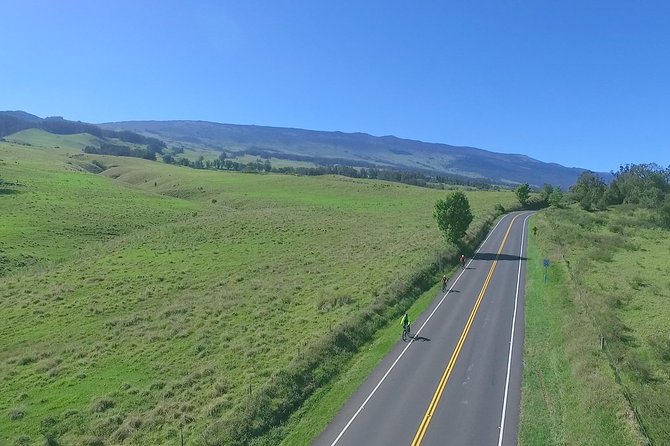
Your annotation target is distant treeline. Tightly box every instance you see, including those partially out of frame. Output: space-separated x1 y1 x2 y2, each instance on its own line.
0 113 167 155
232 148 497 187
0 114 106 138
241 147 381 169
570 163 670 227
84 142 164 160
166 153 497 190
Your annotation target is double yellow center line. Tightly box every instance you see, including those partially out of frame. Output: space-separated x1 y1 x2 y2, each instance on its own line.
410 214 520 446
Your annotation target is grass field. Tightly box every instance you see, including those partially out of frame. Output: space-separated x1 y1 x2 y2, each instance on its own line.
521 206 670 445
0 132 518 445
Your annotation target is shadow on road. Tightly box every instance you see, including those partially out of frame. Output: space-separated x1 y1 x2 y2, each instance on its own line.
410 335 431 342
473 253 528 262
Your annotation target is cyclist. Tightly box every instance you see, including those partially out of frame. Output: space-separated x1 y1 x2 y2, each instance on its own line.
441 274 449 292
459 254 466 268
401 312 411 341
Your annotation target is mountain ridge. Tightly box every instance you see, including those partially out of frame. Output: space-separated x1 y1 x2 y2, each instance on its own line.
1 110 603 188
100 119 595 188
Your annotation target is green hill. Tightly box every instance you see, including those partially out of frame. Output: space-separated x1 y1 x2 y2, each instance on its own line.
0 133 517 445
5 128 105 151
100 119 596 189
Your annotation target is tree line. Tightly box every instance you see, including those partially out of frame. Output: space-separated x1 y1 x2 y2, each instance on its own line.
165 152 497 190
574 164 670 227
84 143 162 160
521 163 670 228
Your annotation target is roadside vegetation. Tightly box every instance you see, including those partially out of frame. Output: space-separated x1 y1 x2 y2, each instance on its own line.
521 163 670 445
0 134 518 445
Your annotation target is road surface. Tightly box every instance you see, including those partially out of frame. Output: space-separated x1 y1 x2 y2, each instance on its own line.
313 211 533 446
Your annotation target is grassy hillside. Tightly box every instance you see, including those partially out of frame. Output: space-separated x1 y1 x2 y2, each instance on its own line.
521 206 670 445
4 128 104 152
100 120 592 188
0 135 518 445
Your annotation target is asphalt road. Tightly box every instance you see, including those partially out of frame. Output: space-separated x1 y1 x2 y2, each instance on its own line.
313 211 533 446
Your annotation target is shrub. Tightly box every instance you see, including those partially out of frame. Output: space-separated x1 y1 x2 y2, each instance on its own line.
44 434 59 446
14 436 31 446
8 408 25 420
630 275 649 290
17 354 37 366
110 426 131 442
625 352 656 383
81 437 105 446
89 397 115 413
648 335 670 362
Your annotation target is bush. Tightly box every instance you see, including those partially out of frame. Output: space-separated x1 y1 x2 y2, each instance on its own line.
89 397 115 413
625 351 656 383
44 434 59 446
648 335 670 362
8 408 25 420
14 436 31 446
17 354 37 365
81 437 105 446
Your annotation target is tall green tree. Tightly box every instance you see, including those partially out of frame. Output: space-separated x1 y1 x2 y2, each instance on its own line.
608 163 670 209
548 186 565 208
540 183 554 203
515 183 531 207
659 196 670 229
433 191 473 245
571 171 606 210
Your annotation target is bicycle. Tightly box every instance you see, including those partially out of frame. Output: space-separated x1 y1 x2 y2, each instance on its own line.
402 323 411 342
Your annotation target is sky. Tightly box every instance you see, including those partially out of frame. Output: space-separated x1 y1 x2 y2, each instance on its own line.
1 0 669 172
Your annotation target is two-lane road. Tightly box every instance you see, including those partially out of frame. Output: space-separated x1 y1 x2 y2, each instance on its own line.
313 212 532 446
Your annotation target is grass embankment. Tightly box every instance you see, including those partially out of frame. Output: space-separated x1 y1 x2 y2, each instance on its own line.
521 207 670 445
0 133 518 445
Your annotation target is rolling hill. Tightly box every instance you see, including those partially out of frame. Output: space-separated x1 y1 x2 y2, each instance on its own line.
100 120 594 189
1 110 602 188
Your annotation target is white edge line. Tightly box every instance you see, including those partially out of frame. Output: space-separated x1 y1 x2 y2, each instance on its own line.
329 213 512 446
497 212 531 446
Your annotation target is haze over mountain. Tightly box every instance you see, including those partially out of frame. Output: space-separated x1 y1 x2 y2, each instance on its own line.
1 110 601 188
101 119 596 188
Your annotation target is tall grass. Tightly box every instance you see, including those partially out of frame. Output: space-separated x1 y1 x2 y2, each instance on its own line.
522 206 670 445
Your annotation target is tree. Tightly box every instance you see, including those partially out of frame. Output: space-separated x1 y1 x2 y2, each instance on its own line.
570 171 606 210
659 196 670 229
162 154 175 164
433 191 473 245
548 187 565 208
540 183 554 203
515 183 531 207
194 156 205 169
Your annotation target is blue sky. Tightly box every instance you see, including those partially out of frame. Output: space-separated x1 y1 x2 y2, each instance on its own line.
1 0 669 172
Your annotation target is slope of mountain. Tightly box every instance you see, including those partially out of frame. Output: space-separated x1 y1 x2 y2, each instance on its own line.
100 120 591 188
0 112 167 160
1 110 599 188
1 110 42 122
